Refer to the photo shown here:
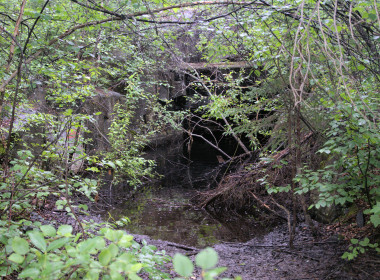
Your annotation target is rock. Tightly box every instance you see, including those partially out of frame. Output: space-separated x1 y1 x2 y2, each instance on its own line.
309 203 342 224
356 210 364 227
82 88 125 154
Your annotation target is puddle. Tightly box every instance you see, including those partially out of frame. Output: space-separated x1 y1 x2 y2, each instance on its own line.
102 139 267 247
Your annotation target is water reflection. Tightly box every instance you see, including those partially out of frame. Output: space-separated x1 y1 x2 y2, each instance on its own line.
105 184 259 247
102 139 266 247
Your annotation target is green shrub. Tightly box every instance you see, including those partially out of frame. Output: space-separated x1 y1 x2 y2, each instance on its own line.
0 220 170 280
173 247 241 280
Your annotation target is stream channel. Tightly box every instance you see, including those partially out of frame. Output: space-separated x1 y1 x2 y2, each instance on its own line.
101 137 267 248
95 138 375 279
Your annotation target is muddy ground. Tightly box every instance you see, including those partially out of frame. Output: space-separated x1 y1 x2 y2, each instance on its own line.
132 223 379 280
33 203 380 280
34 204 380 280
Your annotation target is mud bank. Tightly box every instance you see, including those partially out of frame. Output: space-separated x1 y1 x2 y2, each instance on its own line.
132 223 379 280
32 200 379 280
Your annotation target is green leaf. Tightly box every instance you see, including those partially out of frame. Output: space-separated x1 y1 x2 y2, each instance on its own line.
47 237 69 252
357 64 365 71
195 247 218 270
108 243 119 258
368 13 377 21
85 269 100 280
118 235 133 248
28 231 47 252
110 269 124 280
40 225 56 237
78 238 100 254
128 263 142 273
57 225 73 236
128 273 142 280
9 253 24 264
64 109 73 116
99 248 112 266
19 268 40 278
173 253 194 277
359 238 370 246
78 204 88 211
204 266 227 278
103 228 115 242
12 237 29 255
351 239 358 245
105 161 116 169
94 236 106 250
370 214 380 227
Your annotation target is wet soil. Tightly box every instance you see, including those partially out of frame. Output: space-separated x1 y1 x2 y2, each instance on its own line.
32 141 380 279
33 198 380 280
131 223 380 280
84 145 379 279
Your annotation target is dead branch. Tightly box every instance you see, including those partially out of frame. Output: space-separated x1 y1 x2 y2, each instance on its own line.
249 191 287 221
197 132 316 218
5 0 27 71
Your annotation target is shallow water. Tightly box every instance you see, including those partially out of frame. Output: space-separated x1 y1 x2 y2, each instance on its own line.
103 141 266 247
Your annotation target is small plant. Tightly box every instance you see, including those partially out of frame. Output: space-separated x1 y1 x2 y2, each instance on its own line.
342 238 380 261
173 247 241 280
0 221 170 279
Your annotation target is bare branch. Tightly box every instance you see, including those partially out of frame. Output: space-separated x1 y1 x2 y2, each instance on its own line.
5 0 27 71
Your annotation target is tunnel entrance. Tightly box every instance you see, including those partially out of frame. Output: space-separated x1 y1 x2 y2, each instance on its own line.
175 62 265 163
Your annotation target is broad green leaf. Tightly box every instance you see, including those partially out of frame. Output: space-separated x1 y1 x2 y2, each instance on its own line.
129 263 142 273
9 253 24 264
109 260 125 273
85 269 100 280
195 247 218 270
128 273 142 280
99 248 112 266
94 236 106 250
359 238 370 246
40 225 56 237
103 228 114 241
370 214 380 227
12 237 29 255
78 238 99 254
173 253 193 277
118 235 133 248
57 225 73 236
28 231 47 252
108 243 119 258
19 268 40 278
47 237 69 252
113 231 124 242
106 161 116 169
110 269 124 280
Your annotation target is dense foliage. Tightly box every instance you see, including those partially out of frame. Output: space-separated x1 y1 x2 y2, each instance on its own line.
0 0 379 278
